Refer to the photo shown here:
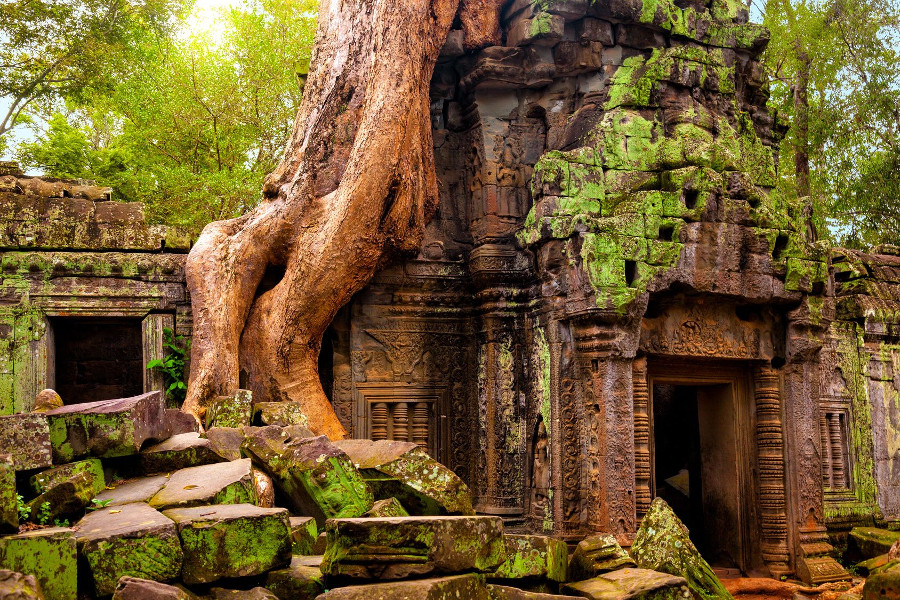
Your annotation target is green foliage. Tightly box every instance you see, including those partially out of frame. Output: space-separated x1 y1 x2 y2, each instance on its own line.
35 501 51 525
53 518 70 527
15 494 30 521
87 498 111 511
146 327 190 407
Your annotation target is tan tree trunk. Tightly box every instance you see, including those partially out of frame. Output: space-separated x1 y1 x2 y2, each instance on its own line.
183 0 502 439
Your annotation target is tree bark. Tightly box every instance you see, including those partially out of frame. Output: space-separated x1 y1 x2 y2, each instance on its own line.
183 0 501 439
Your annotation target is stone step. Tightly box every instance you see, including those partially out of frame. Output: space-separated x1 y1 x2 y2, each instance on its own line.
148 458 256 510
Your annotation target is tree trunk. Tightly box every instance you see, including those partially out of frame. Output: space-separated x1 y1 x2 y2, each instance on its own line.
793 47 811 198
182 0 501 439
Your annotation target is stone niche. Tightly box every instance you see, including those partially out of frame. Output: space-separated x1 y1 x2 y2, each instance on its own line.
0 162 191 412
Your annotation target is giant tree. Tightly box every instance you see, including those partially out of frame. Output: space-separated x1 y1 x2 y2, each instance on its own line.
182 0 504 438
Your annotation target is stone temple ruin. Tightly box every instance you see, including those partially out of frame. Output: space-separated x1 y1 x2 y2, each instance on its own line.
2 0 900 597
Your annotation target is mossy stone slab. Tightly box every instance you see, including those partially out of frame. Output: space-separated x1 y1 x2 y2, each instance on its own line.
631 498 733 600
252 402 312 428
489 534 568 583
364 497 410 518
321 516 506 580
488 585 583 600
562 568 690 599
148 458 256 510
0 569 44 599
93 474 168 507
850 527 900 560
569 534 636 581
264 556 324 599
335 439 473 516
205 390 252 429
0 454 16 532
204 427 245 461
27 470 104 520
0 527 77 600
242 428 373 526
316 573 492 599
75 502 183 597
162 503 291 585
30 458 104 495
140 432 226 474
289 516 318 555
863 562 900 600
112 577 198 600
0 414 52 470
45 392 168 462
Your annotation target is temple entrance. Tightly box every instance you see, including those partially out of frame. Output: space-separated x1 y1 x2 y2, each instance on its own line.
649 362 753 573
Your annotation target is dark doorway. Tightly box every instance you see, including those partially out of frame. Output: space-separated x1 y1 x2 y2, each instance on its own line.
53 318 144 404
652 382 742 569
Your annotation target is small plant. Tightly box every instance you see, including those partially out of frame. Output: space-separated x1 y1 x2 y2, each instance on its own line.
146 327 191 406
35 501 51 525
87 498 112 511
53 518 70 527
15 494 30 521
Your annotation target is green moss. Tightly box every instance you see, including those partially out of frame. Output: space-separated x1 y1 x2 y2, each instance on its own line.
0 528 77 600
529 12 553 37
85 534 183 596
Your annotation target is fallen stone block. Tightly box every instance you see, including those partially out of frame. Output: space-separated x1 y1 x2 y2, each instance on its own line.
30 458 103 494
264 556 325 599
335 439 473 515
863 562 900 600
630 498 733 600
243 428 373 525
112 577 198 600
205 389 252 429
210 588 278 600
290 516 318 555
562 568 691 599
850 527 900 560
163 503 291 585
252 402 312 428
45 392 168 462
163 409 199 437
27 459 106 519
0 570 44 600
140 432 226 474
321 516 506 580
856 554 891 576
489 534 568 584
488 585 583 600
148 458 256 510
93 474 168 507
317 574 492 599
33 389 62 413
75 503 183 597
0 413 52 470
205 427 245 461
0 454 16 532
569 534 636 581
364 497 410 517
0 527 77 600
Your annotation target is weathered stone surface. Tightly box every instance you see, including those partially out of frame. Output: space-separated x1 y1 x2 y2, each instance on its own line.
264 556 324 599
488 585 583 600
863 563 900 600
243 428 373 524
364 497 410 517
93 475 169 507
489 534 568 583
163 503 291 585
26 459 105 519
631 499 733 600
148 458 256 510
45 392 168 462
0 413 52 470
140 432 226 473
315 574 492 599
0 454 16 532
32 389 62 413
30 458 103 494
76 503 183 597
562 568 690 599
334 439 473 515
205 389 252 429
254 468 276 507
0 570 44 600
210 588 278 600
321 516 506 580
850 527 900 560
112 577 197 600
163 409 200 438
252 402 312 428
0 527 77 600
290 516 318 555
569 534 636 581
204 427 245 461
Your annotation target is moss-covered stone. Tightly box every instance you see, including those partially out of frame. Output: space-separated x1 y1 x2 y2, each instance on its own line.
850 527 900 560
252 402 312 428
32 389 62 413
27 469 105 520
488 534 568 584
148 458 256 510
92 474 168 507
289 516 318 555
321 516 506 580
316 573 492 599
364 497 410 517
75 503 183 597
112 577 198 600
0 413 52 470
569 534 637 581
204 427 245 461
140 432 226 474
863 562 900 600
0 527 77 600
162 503 291 585
0 570 44 599
264 556 324 600
562 568 691 599
0 454 16 532
205 389 252 429
631 498 733 600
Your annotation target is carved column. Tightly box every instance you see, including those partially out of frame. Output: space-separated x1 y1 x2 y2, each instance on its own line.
632 357 651 522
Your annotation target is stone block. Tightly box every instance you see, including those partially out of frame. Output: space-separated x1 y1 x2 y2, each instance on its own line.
507 13 565 47
76 503 183 597
321 516 506 580
289 516 318 555
489 534 568 583
112 577 197 600
0 570 44 599
27 459 105 520
335 439 472 515
252 402 312 428
0 454 16 532
578 18 614 45
264 556 324 599
569 534 636 581
149 458 256 510
163 503 291 585
850 527 900 560
162 410 200 437
316 574 492 599
864 563 900 600
489 585 583 599
562 568 690 599
140 432 226 473
243 428 373 525
93 474 168 507
210 588 278 600
364 497 409 517
45 392 168 462
0 527 77 600
205 427 245 461
0 413 52 470
205 389 252 429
